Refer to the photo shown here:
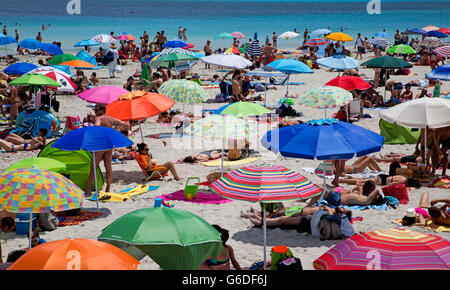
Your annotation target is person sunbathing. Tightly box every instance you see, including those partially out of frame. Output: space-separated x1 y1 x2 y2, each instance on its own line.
401 192 450 227
0 128 47 152
340 174 421 188
341 156 383 174
373 150 422 164
179 151 223 163
136 143 181 181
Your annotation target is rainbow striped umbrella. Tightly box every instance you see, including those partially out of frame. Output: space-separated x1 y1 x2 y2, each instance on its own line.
304 38 329 46
313 228 450 270
434 46 450 57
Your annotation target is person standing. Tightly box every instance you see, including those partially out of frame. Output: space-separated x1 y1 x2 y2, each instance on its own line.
14 29 19 42
272 32 278 48
106 43 119 78
2 26 7 36
203 40 212 69
182 28 187 41
354 33 364 60
178 27 183 39
303 28 309 41
36 32 42 42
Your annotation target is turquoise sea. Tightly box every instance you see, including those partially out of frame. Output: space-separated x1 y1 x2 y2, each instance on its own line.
1 0 449 53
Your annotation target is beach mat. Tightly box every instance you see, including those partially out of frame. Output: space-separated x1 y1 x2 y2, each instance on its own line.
428 178 450 189
56 210 107 227
156 190 232 204
302 167 383 180
98 184 160 202
200 157 260 167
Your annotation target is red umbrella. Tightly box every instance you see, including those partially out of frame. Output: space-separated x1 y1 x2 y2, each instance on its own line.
437 28 450 35
183 43 195 49
325 76 371 91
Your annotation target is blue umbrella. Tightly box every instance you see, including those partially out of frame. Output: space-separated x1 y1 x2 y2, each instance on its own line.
50 65 72 75
51 126 133 209
317 54 359 71
426 64 450 81
37 43 63 55
0 35 16 45
74 39 100 47
162 39 187 48
142 52 160 64
18 39 41 50
426 30 448 38
311 29 331 36
76 50 99 69
4 62 38 75
406 28 427 35
266 59 313 95
373 32 391 39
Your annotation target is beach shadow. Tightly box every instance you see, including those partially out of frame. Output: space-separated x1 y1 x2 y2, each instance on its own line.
112 170 147 184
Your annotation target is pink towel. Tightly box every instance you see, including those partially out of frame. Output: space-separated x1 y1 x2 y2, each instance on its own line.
156 190 232 204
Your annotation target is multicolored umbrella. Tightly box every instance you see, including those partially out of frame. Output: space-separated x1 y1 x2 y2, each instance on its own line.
387 44 416 54
4 157 67 173
9 239 140 270
433 46 450 57
325 32 353 42
224 46 242 54
325 76 372 91
420 37 444 48
48 54 80 66
27 67 76 92
304 38 329 46
297 86 353 116
59 60 97 68
78 86 130 104
231 32 246 39
91 34 116 44
214 101 270 118
313 228 450 270
98 207 222 270
116 34 136 41
158 79 209 105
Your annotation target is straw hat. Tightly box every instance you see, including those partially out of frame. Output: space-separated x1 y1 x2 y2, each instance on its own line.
405 208 416 218
110 43 117 49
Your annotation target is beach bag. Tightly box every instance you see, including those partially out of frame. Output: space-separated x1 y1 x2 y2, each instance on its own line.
382 183 409 204
277 257 303 271
102 51 114 65
319 217 342 241
37 212 59 231
115 65 123 73
270 245 293 270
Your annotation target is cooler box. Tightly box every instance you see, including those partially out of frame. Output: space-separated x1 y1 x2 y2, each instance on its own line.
15 213 37 235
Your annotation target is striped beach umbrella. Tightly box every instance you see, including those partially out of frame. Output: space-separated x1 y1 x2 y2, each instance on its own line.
433 46 450 57
158 79 209 105
246 39 262 56
304 38 329 47
313 228 450 270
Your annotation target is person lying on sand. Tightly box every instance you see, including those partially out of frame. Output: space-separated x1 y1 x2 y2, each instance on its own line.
178 151 224 163
0 128 47 152
401 192 450 227
373 150 422 164
340 174 422 188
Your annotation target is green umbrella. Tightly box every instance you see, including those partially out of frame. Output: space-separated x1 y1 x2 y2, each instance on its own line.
361 55 412 69
216 101 270 118
4 157 67 173
48 54 80 66
159 79 209 105
150 52 199 69
98 207 222 270
9 73 62 87
387 44 416 55
139 63 151 88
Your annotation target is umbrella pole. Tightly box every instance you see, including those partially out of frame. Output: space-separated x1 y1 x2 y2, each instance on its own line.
92 152 99 212
221 137 225 176
139 122 144 143
286 74 290 97
424 127 428 169
262 204 267 270
28 213 33 250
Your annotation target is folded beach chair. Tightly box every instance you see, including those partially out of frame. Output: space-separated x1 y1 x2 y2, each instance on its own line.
129 151 167 182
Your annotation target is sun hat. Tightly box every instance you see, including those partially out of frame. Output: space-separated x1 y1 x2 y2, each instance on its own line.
110 43 117 49
405 208 416 218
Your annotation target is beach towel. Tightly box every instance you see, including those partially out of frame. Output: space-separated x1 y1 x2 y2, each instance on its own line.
156 190 232 204
382 184 409 204
200 157 260 167
428 177 450 189
302 167 383 180
146 133 184 139
393 219 450 232
341 204 388 211
98 184 160 202
56 210 107 227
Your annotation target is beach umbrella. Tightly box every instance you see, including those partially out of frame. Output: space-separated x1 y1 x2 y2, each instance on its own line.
426 30 448 38
373 32 391 39
433 46 450 57
27 67 76 93
325 32 353 42
78 86 129 104
304 38 329 47
366 37 391 48
0 168 84 249
91 34 116 44
183 43 195 49
406 28 427 35
266 58 313 95
297 86 353 118
246 39 262 56
74 39 100 47
361 55 412 69
420 37 444 49
184 115 257 175
325 76 371 92
230 32 246 39
9 239 140 270
76 50 99 69
437 28 450 35
9 73 62 87
106 91 175 142
224 46 242 54
0 35 16 45
3 62 38 75
317 54 359 71
426 63 450 81
158 79 209 105
158 47 196 57
150 52 199 70
422 25 440 32
98 207 222 270
37 43 63 55
279 31 300 40
4 157 67 173
311 29 331 36
387 44 416 54
116 34 136 41
210 164 322 269
17 39 40 50
214 32 234 40
58 60 97 69
48 54 80 66
201 53 252 69
142 52 160 64
313 228 450 270
162 39 187 48
214 101 270 118
245 69 286 106
51 127 133 210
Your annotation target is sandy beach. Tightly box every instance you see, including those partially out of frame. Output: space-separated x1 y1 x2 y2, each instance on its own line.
0 49 449 270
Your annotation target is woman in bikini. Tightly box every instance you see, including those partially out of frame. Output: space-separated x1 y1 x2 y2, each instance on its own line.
340 174 421 188
179 151 223 163
401 192 450 227
0 128 47 152
198 225 241 270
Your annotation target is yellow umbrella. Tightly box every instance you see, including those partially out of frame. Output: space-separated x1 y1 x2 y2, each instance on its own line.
325 32 353 42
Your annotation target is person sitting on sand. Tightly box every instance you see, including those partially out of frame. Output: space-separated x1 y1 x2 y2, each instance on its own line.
0 128 47 152
399 84 414 102
135 143 181 181
401 192 450 227
179 151 224 163
198 225 241 270
89 72 99 86
228 138 250 161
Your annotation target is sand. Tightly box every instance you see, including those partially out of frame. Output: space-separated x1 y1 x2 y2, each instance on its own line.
0 50 449 270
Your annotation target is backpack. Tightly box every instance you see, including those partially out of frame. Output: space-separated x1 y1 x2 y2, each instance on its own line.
319 217 342 241
102 50 114 65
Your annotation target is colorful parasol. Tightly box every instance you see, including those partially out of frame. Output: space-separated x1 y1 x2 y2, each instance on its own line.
230 32 246 39
158 79 209 105
422 25 440 32
433 46 450 57
9 238 140 270
48 54 80 66
387 44 416 54
420 37 444 48
297 86 353 116
78 85 130 104
325 32 353 42
116 34 136 41
304 38 329 46
313 228 450 270
58 60 97 68
325 76 372 91
27 66 76 93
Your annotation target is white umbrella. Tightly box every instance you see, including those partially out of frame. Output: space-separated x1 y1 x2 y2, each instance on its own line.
311 29 331 36
91 34 117 44
279 31 300 40
201 53 252 69
27 66 76 92
380 97 450 166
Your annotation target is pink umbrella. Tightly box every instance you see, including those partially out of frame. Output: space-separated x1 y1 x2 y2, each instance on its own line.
116 34 136 41
78 86 130 104
230 32 246 39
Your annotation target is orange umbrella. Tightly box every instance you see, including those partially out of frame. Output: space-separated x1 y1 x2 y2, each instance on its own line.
59 60 97 68
8 239 140 270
